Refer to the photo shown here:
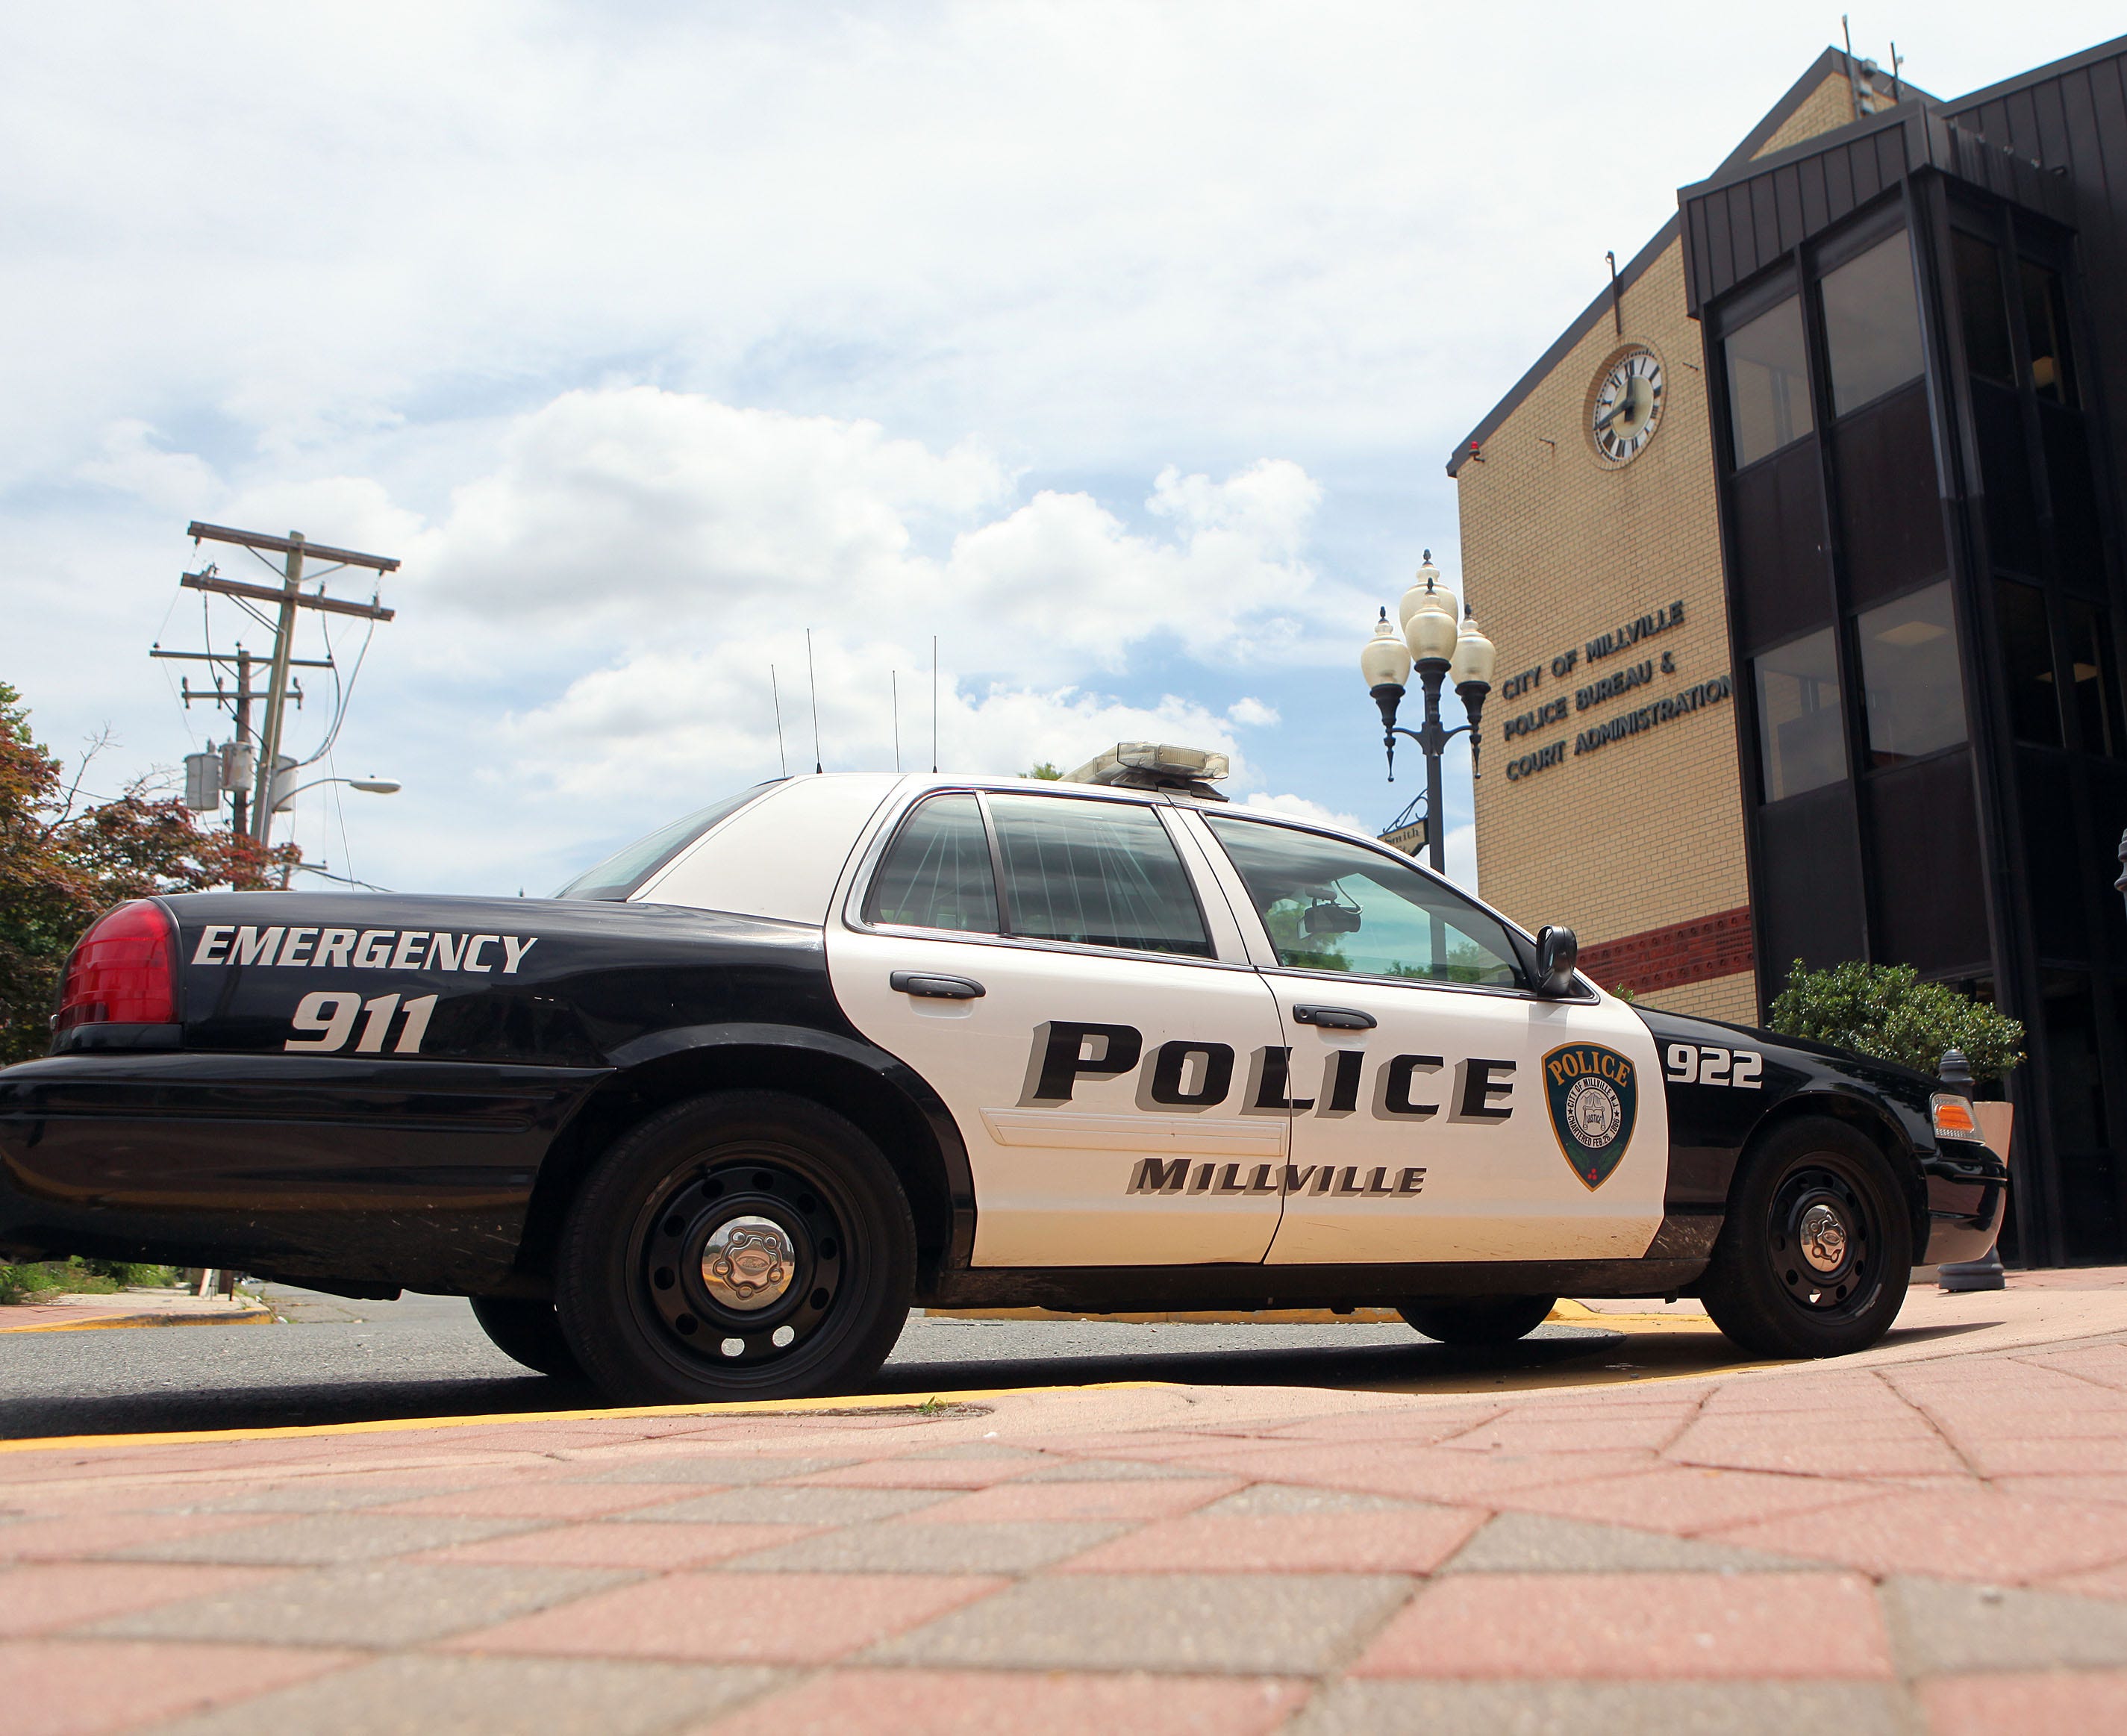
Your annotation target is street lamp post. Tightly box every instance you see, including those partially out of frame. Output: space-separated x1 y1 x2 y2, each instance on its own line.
1359 552 1496 874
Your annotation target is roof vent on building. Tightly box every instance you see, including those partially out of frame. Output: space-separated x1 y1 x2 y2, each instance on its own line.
1064 742 1231 801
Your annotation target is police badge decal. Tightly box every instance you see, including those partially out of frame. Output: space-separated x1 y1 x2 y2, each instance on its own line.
1542 1043 1639 1190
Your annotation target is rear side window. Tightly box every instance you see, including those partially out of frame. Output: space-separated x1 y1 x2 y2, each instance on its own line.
866 793 1000 933
555 786 772 900
987 793 1211 958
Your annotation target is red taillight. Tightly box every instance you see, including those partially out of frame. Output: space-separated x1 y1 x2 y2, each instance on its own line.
55 900 178 1031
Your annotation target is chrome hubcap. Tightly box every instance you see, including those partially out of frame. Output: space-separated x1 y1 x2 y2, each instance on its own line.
637 1158 845 1370
1767 1161 1878 1317
1799 1203 1848 1274
702 1215 796 1311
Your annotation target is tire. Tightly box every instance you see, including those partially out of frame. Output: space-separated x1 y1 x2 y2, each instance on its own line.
469 1296 583 1379
555 1090 916 1405
1399 1294 1557 1346
1701 1114 1913 1360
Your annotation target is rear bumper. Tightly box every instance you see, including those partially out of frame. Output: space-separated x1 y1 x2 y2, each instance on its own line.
0 1051 608 1290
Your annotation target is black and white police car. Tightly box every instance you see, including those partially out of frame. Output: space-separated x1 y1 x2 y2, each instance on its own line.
0 746 2007 1403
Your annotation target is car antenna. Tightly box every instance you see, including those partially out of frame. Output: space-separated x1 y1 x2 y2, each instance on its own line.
805 629 823 774
769 664 787 776
891 669 901 772
931 634 939 773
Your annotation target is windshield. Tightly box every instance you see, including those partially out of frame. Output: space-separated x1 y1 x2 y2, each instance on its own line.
552 785 775 900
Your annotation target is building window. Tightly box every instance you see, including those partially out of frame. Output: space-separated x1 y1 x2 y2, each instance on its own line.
1857 581 1966 767
1725 297 1814 468
1754 626 1846 801
1953 231 2014 385
1996 578 2061 747
2020 259 2078 408
2065 598 2123 758
1821 231 1926 418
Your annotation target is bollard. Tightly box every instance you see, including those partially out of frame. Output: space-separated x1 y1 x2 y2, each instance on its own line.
1937 1046 2007 1293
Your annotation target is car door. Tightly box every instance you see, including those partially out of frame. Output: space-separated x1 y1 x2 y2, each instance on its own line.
1183 808 1668 1266
827 786 1289 1267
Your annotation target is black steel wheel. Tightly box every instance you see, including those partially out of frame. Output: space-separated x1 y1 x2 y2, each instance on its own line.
1398 1294 1557 1346
555 1090 915 1405
469 1296 582 1379
1701 1114 1913 1359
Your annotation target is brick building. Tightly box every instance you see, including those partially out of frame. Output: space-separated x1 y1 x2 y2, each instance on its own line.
1451 38 2127 1264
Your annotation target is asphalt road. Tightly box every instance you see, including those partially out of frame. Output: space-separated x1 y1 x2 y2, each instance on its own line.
0 1287 1621 1440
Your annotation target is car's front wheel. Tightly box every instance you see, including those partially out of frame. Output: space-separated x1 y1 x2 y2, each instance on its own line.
1399 1294 1557 1346
555 1090 916 1405
1700 1114 1913 1359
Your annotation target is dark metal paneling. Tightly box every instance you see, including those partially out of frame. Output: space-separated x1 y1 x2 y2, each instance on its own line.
1756 783 1868 975
1943 46 2127 565
1865 752 1990 973
1833 384 1950 609
1729 441 1835 653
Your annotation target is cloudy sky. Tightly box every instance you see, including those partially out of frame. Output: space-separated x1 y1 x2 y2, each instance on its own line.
6 3 2119 899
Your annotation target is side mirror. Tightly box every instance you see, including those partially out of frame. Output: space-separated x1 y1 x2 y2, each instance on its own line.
1535 925 1579 998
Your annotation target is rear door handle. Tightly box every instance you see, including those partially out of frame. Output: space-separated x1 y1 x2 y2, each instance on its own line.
890 970 986 1000
1293 1004 1377 1030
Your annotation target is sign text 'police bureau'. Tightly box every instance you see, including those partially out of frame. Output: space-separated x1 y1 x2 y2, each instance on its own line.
191 925 540 975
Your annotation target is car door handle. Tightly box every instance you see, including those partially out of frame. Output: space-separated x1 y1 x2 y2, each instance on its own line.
890 970 986 1000
1292 1004 1377 1030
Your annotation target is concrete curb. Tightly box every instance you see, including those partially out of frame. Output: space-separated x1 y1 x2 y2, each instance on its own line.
0 1304 276 1335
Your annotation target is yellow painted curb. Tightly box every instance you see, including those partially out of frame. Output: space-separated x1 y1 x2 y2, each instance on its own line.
0 1308 276 1336
0 1380 1173 1456
923 1307 1406 1326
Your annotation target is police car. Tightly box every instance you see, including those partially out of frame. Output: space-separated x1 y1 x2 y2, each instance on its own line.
0 746 2007 1404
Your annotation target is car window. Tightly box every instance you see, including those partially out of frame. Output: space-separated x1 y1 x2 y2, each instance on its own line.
987 793 1212 958
1203 814 1525 987
555 784 773 900
865 793 1000 933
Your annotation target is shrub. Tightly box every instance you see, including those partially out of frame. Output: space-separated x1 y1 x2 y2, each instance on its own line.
0 1258 180 1305
1 681 299 1063
1769 959 2026 1083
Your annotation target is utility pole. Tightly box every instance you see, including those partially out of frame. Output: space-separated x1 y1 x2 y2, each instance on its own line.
175 522 399 847
152 642 334 834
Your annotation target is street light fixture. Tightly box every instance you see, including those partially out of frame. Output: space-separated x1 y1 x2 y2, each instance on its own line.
272 774 403 813
1361 551 1495 875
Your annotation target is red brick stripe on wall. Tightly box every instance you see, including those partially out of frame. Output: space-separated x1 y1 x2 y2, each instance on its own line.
1577 906 1755 995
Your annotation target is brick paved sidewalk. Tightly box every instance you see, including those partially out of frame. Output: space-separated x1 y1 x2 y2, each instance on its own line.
8 1278 2127 1734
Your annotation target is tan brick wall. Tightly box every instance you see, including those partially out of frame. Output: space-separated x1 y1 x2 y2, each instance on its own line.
1753 72 1859 157
1639 970 1758 1023
1455 66 1880 1033
1459 237 1752 984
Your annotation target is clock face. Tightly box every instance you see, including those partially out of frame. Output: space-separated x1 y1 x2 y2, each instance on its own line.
1590 347 1665 463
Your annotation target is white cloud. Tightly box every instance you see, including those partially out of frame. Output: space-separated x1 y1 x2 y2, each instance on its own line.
1243 790 1366 833
13 1 2122 894
76 422 219 514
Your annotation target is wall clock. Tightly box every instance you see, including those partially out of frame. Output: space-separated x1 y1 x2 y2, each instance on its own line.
1590 347 1665 463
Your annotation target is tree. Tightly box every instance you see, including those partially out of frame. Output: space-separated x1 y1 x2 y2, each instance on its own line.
1 682 299 1064
1024 762 1064 781
1768 958 2026 1084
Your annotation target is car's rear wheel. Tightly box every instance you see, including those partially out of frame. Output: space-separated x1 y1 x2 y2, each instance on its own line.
1701 1114 1912 1359
1399 1294 1556 1346
469 1296 582 1379
555 1090 915 1405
